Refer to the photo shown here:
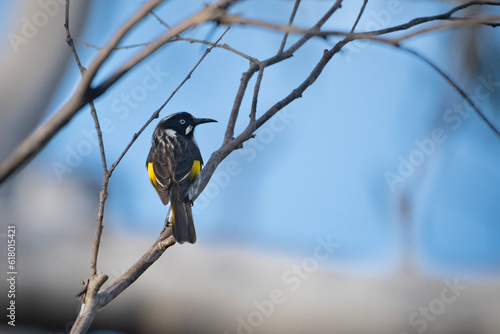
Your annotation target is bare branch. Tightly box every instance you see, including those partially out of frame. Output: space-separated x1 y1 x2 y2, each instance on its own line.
76 37 151 50
250 66 264 124
368 0 500 37
401 46 500 137
350 0 368 33
219 13 500 46
277 0 301 55
223 64 260 144
150 8 172 29
173 37 260 63
71 273 108 334
71 229 174 333
389 16 500 45
77 36 260 63
98 229 176 307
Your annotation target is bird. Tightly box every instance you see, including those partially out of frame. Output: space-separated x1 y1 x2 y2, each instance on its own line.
146 112 217 244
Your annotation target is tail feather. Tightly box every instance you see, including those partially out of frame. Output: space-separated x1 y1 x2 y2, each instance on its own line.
170 200 196 244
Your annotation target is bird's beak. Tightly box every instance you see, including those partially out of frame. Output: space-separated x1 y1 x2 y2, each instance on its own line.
194 117 217 126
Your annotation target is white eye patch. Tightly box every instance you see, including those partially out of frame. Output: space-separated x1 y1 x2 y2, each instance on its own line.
180 119 186 124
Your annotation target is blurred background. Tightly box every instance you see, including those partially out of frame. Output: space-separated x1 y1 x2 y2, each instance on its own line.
1 0 500 333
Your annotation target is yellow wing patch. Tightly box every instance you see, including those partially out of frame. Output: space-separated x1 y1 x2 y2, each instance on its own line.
186 160 201 180
147 162 157 188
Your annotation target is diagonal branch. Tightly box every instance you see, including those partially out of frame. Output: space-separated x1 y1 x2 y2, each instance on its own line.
350 0 368 33
250 65 265 124
223 64 260 144
401 46 500 137
98 229 176 307
277 0 301 55
388 16 500 45
76 36 260 64
367 0 500 37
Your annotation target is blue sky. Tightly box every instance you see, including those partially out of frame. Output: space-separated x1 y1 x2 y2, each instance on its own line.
26 0 500 276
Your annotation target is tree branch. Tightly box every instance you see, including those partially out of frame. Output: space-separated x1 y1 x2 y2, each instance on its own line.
250 66 265 124
277 0 301 55
400 46 500 137
350 0 368 34
98 229 176 307
76 35 260 64
223 64 260 144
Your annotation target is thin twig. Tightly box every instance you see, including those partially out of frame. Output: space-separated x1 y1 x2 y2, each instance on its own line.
368 0 500 37
223 64 260 144
173 37 260 63
65 0 109 277
389 16 500 45
250 66 264 124
401 46 500 137
76 37 151 50
150 9 171 29
76 36 260 64
277 0 301 55
350 0 368 33
219 14 500 45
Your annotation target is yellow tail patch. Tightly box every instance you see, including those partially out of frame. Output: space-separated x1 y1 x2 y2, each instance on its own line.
147 162 157 188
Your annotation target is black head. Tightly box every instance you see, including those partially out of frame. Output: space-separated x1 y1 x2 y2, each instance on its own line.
158 112 217 137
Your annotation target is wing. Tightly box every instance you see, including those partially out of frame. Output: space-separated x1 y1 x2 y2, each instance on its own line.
146 132 175 205
172 135 203 199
